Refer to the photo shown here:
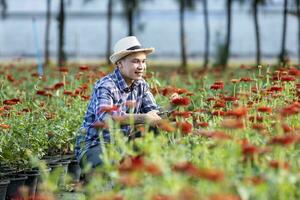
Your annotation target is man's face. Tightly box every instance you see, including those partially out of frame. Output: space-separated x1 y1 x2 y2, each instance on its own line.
118 52 147 85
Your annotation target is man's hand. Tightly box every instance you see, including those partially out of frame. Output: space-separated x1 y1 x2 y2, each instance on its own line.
145 110 161 125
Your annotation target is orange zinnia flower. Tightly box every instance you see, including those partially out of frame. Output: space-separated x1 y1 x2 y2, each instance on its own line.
155 120 175 132
0 124 10 129
152 194 175 200
209 193 241 200
226 107 248 118
144 163 162 176
119 155 145 172
222 118 244 129
194 130 231 140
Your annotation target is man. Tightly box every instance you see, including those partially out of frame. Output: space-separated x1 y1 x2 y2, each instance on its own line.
75 36 171 170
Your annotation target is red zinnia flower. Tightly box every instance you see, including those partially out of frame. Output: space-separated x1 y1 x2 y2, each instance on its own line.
206 97 216 102
269 134 299 146
280 102 300 117
3 98 21 105
269 86 283 92
31 72 39 77
162 86 176 96
63 90 73 96
58 67 69 73
248 115 263 122
171 97 190 106
281 75 296 82
6 74 15 82
172 111 192 118
210 84 224 90
240 77 253 82
212 110 226 116
52 82 64 90
257 106 272 113
282 123 293 133
36 90 52 97
223 96 238 102
79 65 89 71
172 161 224 182
252 123 266 131
176 121 193 135
213 101 226 108
269 160 289 170
175 88 188 94
196 121 209 128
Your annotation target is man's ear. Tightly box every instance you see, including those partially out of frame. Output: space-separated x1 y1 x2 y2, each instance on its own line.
117 60 123 68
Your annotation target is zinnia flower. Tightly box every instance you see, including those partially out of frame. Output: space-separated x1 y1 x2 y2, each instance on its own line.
171 97 190 106
257 106 272 113
176 121 193 135
0 124 10 129
269 134 299 146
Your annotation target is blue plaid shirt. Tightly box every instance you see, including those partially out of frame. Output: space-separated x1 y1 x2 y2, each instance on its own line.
75 67 160 160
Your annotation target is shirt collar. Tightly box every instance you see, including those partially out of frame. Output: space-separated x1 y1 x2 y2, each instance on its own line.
114 67 139 93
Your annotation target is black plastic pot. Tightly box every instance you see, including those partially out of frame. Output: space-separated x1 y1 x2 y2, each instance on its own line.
41 155 61 165
0 179 10 200
6 174 27 200
67 159 81 182
19 170 40 198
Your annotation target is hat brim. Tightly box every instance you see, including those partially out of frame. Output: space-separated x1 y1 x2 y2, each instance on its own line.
110 48 155 64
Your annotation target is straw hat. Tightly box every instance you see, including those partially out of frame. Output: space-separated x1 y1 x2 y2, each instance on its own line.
110 36 155 64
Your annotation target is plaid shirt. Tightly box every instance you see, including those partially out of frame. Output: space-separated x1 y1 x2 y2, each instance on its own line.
75 67 160 160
